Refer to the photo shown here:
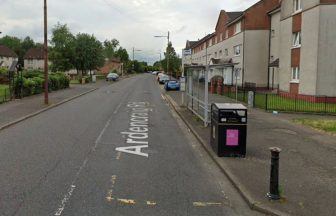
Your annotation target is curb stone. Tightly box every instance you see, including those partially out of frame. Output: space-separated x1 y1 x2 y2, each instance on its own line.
162 92 289 216
0 88 98 131
0 75 135 131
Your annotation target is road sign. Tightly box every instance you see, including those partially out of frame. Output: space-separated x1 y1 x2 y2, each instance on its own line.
183 49 192 56
180 77 186 92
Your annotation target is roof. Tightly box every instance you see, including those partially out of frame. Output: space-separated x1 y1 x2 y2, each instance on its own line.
24 48 44 60
0 45 18 58
185 40 197 49
227 12 244 23
190 33 216 49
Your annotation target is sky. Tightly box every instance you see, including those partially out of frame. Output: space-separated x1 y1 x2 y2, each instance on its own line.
0 0 258 64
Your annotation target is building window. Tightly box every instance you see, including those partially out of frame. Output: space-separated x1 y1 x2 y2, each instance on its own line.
233 45 241 56
225 49 228 56
219 50 223 56
215 52 218 58
225 30 229 39
291 67 300 81
209 39 212 47
292 32 301 48
215 37 217 44
293 0 302 13
234 21 241 34
220 33 223 41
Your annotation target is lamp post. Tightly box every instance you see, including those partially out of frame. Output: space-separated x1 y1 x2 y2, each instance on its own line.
44 0 49 105
157 52 162 70
132 47 142 71
154 31 170 78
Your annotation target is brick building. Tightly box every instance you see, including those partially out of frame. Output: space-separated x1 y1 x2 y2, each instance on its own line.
183 0 280 88
183 0 336 98
270 0 336 97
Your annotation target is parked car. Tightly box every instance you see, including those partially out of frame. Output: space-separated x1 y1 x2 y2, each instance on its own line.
158 75 169 84
106 73 119 81
164 80 180 91
152 71 159 75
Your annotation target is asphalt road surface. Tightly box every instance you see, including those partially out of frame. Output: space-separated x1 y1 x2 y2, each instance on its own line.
0 74 261 216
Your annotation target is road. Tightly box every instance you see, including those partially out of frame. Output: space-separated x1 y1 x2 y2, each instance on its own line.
0 74 261 216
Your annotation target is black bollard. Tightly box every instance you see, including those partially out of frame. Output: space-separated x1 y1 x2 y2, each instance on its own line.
267 147 281 200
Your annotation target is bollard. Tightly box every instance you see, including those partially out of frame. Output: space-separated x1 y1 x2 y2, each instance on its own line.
267 147 281 200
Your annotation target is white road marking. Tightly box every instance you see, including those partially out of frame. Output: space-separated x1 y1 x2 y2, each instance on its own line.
54 100 124 215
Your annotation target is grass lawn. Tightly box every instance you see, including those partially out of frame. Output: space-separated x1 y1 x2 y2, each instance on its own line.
0 84 10 103
224 91 336 114
293 118 336 134
70 80 80 84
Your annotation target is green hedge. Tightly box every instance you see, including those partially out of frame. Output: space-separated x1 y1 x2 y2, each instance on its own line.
14 72 70 98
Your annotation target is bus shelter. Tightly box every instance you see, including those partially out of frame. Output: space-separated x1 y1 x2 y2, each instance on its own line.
185 60 236 126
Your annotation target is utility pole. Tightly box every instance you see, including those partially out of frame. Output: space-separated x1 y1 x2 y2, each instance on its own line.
44 0 49 105
154 31 171 78
132 47 141 71
167 31 170 78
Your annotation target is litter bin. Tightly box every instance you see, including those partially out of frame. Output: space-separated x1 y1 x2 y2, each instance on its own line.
210 103 247 157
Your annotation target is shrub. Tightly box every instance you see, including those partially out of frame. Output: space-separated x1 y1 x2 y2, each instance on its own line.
13 71 70 98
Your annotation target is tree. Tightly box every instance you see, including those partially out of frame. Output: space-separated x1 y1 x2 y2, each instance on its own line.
103 39 119 60
49 23 76 72
115 47 129 62
154 42 182 77
73 33 104 77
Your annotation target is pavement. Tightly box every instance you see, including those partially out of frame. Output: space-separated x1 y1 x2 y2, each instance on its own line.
0 74 261 216
164 89 336 216
0 80 108 128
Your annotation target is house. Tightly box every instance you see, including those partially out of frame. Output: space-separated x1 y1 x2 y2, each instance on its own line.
98 58 123 75
183 0 280 89
0 45 18 69
269 0 336 98
24 48 46 70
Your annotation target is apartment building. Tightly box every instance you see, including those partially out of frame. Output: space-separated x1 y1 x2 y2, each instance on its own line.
269 0 336 97
183 0 280 88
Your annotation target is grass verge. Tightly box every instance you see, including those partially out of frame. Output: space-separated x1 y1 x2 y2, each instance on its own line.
293 118 336 134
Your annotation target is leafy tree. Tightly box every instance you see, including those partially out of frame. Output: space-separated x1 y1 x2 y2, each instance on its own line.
115 47 129 62
103 39 119 60
154 42 182 77
73 33 104 77
49 23 76 72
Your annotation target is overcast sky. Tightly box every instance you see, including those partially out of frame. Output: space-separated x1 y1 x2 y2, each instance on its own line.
0 0 258 64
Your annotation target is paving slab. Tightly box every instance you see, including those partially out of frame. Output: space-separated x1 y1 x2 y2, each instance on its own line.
165 90 336 216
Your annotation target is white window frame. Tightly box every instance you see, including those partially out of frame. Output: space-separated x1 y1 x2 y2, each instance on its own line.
233 45 241 56
292 32 301 48
220 33 223 41
234 22 241 34
291 67 300 82
293 0 302 13
225 30 229 39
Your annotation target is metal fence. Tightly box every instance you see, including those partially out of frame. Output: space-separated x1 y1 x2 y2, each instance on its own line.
224 87 336 115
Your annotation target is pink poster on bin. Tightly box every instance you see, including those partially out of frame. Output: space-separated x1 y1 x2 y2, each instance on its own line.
226 130 239 146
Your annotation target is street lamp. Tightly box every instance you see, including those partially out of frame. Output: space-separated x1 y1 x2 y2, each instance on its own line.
154 31 170 78
43 0 49 104
132 47 142 71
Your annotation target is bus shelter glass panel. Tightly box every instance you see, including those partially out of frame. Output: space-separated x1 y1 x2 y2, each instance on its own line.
186 67 207 122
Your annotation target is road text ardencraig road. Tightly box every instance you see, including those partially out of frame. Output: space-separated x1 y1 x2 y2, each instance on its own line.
116 102 151 158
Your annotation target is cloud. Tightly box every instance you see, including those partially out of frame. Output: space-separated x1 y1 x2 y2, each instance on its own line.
0 0 258 64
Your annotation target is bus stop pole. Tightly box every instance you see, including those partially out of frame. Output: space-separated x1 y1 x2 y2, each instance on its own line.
204 66 209 127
